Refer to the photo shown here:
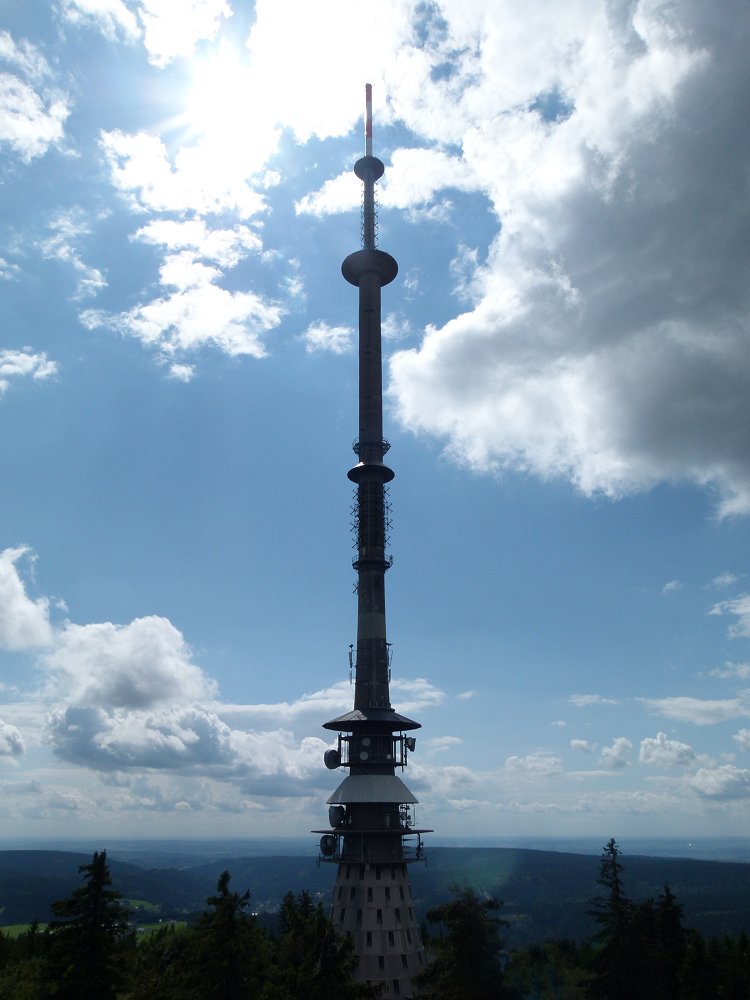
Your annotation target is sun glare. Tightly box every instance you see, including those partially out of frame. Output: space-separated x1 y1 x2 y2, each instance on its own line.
181 42 283 176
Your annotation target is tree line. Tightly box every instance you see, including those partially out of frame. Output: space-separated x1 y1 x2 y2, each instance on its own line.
0 840 748 999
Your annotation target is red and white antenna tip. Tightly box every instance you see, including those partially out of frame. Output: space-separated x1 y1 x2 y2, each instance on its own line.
365 83 373 157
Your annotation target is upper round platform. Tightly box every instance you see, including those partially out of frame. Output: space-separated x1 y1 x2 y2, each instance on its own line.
342 249 398 287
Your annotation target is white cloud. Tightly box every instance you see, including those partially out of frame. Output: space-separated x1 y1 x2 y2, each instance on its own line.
569 694 617 707
0 720 24 757
133 219 262 267
0 547 53 650
708 572 739 590
599 737 633 769
426 736 463 754
457 689 477 700
733 729 750 752
39 210 107 299
167 362 194 382
639 731 696 767
81 271 282 360
0 350 58 393
391 676 446 713
689 764 750 800
139 0 230 67
505 750 563 778
44 615 216 709
385 1 750 516
662 580 682 596
709 662 750 681
0 32 69 161
570 739 594 753
99 129 269 218
710 595 750 638
301 322 353 355
60 0 140 42
645 695 750 725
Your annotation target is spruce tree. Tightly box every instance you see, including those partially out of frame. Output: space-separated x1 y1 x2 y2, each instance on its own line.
48 850 132 1000
414 885 510 1000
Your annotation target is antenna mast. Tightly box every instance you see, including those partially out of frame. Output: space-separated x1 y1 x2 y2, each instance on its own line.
315 85 430 998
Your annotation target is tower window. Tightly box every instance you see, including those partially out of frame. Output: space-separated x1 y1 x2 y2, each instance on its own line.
366 932 372 947
378 956 385 970
367 887 373 902
388 931 394 946
406 930 412 945
399 886 405 901
357 910 362 926
377 908 383 924
393 980 401 994
376 865 381 880
359 865 365 880
401 954 408 968
350 887 356 901
395 908 401 923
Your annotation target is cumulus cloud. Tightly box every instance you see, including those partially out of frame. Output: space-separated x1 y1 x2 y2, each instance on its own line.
301 322 353 355
0 31 69 161
733 729 750 752
0 350 58 393
139 0 230 67
80 259 282 360
639 731 696 767
710 595 750 638
43 616 216 709
570 739 594 753
0 547 53 649
505 751 563 778
81 214 281 363
0 720 24 757
645 695 750 725
662 580 682 596
99 128 269 218
599 737 633 769
689 764 750 800
45 704 235 770
382 0 750 516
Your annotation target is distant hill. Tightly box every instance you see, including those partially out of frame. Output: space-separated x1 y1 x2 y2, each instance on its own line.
1 847 748 948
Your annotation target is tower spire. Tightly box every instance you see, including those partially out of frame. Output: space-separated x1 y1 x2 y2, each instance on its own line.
315 85 430 998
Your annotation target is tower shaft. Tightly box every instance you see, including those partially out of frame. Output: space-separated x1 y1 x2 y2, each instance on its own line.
316 86 430 999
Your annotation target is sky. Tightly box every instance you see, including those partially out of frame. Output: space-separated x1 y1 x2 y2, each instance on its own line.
1 0 750 845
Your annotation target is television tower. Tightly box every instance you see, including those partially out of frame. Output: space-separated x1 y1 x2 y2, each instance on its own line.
314 85 429 997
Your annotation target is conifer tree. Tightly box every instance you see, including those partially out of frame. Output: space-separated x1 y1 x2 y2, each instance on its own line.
48 850 132 1000
414 885 511 1000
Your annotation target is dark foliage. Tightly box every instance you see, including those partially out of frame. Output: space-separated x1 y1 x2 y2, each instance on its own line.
0 846 749 999
414 885 511 1000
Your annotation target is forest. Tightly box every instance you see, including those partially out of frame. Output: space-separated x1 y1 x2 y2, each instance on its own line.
0 840 748 999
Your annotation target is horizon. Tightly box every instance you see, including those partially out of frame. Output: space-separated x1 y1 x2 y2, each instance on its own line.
1 2 749 842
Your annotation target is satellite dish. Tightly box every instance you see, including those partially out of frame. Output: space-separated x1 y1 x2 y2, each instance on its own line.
329 805 346 828
324 748 341 770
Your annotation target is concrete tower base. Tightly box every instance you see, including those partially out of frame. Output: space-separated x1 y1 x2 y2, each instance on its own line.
330 860 425 997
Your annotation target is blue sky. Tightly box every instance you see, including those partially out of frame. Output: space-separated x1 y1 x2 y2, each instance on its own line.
1 0 750 842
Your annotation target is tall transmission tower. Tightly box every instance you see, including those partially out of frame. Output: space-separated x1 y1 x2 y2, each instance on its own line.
314 84 430 998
